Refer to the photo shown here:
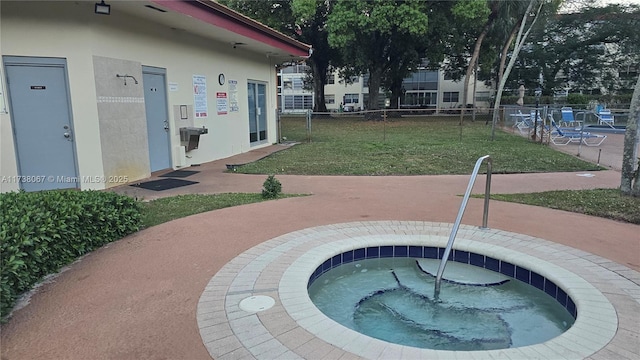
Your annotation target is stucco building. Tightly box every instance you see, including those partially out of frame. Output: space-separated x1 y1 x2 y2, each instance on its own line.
1 0 310 192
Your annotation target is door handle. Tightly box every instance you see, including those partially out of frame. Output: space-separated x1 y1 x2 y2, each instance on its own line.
63 125 72 141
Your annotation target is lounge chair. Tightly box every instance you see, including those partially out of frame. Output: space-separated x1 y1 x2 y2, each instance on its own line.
549 120 606 146
512 110 539 135
595 109 615 128
559 107 584 128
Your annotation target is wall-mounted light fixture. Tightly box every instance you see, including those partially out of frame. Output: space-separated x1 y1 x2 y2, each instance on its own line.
95 0 111 15
116 74 138 86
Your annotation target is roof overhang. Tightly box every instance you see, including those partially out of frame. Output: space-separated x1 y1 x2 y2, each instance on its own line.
104 0 312 63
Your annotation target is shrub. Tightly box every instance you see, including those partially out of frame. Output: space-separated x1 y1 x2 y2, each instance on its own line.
0 190 141 318
261 175 282 199
567 93 589 106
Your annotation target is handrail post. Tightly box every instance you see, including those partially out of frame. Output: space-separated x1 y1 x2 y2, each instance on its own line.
434 155 492 300
482 160 492 229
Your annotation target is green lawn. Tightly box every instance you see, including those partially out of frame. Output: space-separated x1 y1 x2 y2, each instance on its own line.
140 193 303 228
140 116 638 226
489 189 640 224
238 116 600 175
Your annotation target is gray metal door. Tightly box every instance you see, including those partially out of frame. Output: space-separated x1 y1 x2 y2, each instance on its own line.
4 57 78 191
143 67 171 172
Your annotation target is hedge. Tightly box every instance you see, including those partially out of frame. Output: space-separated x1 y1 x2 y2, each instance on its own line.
0 190 141 318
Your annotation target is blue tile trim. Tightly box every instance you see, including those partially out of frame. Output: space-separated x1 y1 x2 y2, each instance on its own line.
409 246 422 258
500 261 516 277
545 279 558 299
567 297 577 319
380 246 394 258
332 254 342 268
485 257 500 272
395 246 408 257
515 266 530 283
470 253 485 267
321 259 331 273
531 272 545 291
454 250 470 264
307 246 576 319
343 250 354 264
557 288 568 307
424 247 438 259
366 247 379 259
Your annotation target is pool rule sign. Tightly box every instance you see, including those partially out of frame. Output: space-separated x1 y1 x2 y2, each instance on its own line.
217 92 228 115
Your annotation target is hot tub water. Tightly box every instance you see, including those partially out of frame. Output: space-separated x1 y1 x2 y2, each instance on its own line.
308 257 575 351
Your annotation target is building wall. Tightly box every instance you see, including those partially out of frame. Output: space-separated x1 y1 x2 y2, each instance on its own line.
325 78 364 112
1 1 278 192
279 67 493 114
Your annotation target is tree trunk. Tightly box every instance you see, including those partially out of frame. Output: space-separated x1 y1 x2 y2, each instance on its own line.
309 59 328 113
487 20 521 125
460 24 489 125
497 20 521 95
366 66 383 119
490 0 543 140
620 74 640 196
388 79 403 118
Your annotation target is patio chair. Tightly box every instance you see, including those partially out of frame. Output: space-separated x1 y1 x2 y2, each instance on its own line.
512 110 534 135
595 109 615 128
530 109 544 124
559 107 584 128
549 120 606 146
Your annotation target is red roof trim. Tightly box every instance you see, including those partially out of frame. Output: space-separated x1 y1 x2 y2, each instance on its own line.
151 0 310 58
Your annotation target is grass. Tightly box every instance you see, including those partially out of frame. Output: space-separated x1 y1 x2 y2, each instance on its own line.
140 193 303 228
238 116 601 175
488 189 640 224
139 116 638 226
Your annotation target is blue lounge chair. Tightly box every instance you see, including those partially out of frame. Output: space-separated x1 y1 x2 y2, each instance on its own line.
559 107 584 128
595 109 615 128
549 120 606 146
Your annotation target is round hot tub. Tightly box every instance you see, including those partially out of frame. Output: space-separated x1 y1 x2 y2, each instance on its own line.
308 248 576 350
198 221 625 359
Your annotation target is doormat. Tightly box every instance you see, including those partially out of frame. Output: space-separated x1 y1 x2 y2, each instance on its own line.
158 170 200 178
131 178 198 191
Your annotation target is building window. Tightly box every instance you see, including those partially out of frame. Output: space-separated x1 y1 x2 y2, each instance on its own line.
475 91 490 102
326 94 335 104
344 93 359 104
403 69 438 91
283 95 313 110
302 95 313 109
292 78 304 90
327 74 335 84
443 92 459 103
402 91 437 107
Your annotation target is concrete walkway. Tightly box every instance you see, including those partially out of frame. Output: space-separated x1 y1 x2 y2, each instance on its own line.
1 140 638 360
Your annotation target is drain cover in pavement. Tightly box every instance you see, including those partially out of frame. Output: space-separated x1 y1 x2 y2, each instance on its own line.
239 295 275 312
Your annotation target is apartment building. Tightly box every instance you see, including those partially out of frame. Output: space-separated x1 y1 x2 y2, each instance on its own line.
278 65 493 113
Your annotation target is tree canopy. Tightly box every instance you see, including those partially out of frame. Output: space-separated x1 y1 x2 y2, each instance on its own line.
224 0 636 114
326 0 429 113
223 0 339 112
507 3 640 95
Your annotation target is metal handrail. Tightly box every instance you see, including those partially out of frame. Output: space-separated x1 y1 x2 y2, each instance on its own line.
434 155 492 300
